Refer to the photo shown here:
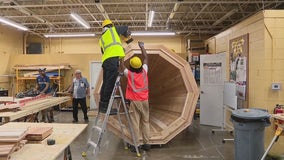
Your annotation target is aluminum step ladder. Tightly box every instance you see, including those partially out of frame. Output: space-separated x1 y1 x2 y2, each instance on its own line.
82 73 141 159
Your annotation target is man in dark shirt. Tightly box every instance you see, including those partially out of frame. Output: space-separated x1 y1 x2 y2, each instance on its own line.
36 68 54 122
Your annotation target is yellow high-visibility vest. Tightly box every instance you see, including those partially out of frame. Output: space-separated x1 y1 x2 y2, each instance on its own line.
99 27 125 63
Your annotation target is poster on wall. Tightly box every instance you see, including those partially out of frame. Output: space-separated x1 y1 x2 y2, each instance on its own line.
229 34 249 100
203 62 223 85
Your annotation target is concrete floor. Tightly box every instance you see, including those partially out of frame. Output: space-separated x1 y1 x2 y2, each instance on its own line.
53 110 234 160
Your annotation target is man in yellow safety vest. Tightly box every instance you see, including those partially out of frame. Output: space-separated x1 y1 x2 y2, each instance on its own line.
99 19 131 115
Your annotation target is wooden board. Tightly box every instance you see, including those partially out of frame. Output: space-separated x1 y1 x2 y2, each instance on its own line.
95 45 199 144
0 144 14 158
2 122 87 160
0 128 27 143
26 127 53 141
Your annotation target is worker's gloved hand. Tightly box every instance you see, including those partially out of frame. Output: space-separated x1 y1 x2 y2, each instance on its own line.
138 41 144 48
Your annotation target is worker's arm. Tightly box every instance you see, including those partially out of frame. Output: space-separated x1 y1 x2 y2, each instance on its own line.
119 58 129 77
41 82 49 94
138 42 148 65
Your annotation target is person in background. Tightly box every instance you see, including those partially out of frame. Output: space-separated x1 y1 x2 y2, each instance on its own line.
67 70 90 123
36 68 54 122
121 41 151 151
99 19 132 115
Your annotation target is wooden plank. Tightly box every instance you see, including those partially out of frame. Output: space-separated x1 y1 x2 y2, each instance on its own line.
0 144 14 156
13 64 71 70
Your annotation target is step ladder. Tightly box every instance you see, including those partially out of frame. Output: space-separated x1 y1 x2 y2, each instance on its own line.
82 73 141 159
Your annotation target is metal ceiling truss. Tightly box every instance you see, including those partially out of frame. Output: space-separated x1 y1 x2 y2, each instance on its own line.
0 0 283 36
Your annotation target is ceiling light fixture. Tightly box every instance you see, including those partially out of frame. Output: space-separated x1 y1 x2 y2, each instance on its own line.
70 12 90 29
212 9 238 26
0 17 28 31
169 3 180 19
147 10 155 27
44 33 95 38
132 32 175 36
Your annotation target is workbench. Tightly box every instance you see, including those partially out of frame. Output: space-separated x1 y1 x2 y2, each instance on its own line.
0 96 70 122
2 122 87 160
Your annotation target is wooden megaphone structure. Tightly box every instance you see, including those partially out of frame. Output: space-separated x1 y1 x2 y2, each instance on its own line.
94 45 199 145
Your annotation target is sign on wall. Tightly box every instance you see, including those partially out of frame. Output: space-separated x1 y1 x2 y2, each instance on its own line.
229 34 249 101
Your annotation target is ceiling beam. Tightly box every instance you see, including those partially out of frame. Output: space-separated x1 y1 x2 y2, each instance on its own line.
193 2 210 21
77 0 100 25
22 19 233 25
0 1 282 9
4 11 257 18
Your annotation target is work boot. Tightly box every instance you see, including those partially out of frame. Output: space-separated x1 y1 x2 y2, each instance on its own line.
99 102 117 115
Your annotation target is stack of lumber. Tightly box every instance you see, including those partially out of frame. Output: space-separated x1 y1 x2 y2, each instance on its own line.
0 128 27 160
26 127 53 143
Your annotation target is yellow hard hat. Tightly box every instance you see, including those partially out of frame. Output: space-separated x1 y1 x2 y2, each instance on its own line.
130 56 142 69
102 19 113 28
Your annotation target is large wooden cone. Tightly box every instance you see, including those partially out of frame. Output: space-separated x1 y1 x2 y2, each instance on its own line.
94 45 199 144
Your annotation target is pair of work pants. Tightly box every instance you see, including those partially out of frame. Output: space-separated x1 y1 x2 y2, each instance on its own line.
129 100 150 145
100 57 119 105
73 97 88 121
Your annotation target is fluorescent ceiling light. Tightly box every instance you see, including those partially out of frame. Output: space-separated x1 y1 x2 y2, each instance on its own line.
169 3 180 19
0 17 28 31
132 32 175 36
147 10 155 27
44 33 95 38
70 13 90 29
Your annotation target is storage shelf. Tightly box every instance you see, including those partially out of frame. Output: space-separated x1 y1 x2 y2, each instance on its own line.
14 65 71 93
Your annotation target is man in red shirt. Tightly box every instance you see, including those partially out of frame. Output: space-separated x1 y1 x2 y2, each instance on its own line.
121 41 150 151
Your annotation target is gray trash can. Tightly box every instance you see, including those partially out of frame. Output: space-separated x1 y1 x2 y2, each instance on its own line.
231 108 270 160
